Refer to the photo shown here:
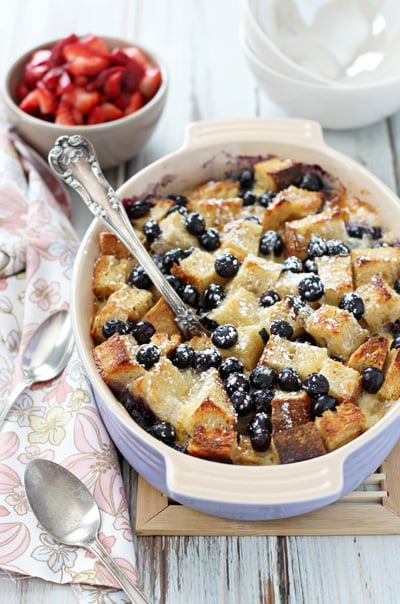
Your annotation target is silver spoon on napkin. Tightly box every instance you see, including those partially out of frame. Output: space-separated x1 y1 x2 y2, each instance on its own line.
24 458 151 604
48 135 208 339
0 309 74 429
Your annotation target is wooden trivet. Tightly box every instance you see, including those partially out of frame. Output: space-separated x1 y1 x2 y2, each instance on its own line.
135 440 400 536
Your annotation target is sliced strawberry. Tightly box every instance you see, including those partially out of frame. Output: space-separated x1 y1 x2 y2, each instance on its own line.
87 102 123 124
113 91 132 110
86 105 103 125
124 90 144 115
29 49 51 66
103 69 123 99
122 46 150 69
48 33 79 67
42 66 64 89
73 74 90 88
80 33 109 55
23 62 49 88
56 70 73 95
16 80 30 101
139 67 161 99
63 86 100 115
123 58 145 93
86 66 122 92
19 89 40 114
109 48 129 66
55 97 75 125
36 81 57 114
63 43 110 76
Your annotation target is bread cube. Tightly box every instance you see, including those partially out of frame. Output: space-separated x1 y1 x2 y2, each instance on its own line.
93 255 135 299
91 284 153 343
208 286 260 326
315 402 366 452
99 231 132 258
271 391 312 432
219 324 265 370
129 196 175 231
171 248 224 293
188 179 240 201
319 358 362 403
231 434 278 465
186 197 244 229
259 295 313 338
93 333 145 386
274 271 310 298
337 194 381 227
305 305 369 359
378 348 400 401
258 335 329 378
262 185 323 231
273 422 327 463
220 218 263 260
228 254 281 296
347 336 390 372
285 209 349 259
352 247 400 287
151 210 198 254
355 277 400 332
143 297 182 336
253 157 302 193
187 426 237 463
316 255 353 306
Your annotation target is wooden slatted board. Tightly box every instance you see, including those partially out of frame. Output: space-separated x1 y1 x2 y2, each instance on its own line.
135 440 400 536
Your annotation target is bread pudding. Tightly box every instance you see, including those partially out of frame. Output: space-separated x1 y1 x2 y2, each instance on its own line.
90 155 400 465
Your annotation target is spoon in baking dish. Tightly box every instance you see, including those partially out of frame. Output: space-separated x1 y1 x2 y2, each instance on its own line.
0 309 74 430
48 135 208 339
24 458 151 604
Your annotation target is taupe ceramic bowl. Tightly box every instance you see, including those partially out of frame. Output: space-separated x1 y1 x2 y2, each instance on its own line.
2 36 168 168
71 118 400 520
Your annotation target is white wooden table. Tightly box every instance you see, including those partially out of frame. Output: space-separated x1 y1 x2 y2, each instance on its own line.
1 1 400 602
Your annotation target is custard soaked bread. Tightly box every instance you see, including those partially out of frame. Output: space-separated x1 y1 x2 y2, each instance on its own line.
91 156 400 465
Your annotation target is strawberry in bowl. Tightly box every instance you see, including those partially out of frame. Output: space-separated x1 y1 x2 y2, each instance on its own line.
2 34 168 167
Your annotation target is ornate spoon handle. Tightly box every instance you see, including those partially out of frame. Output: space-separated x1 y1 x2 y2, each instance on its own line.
48 135 207 339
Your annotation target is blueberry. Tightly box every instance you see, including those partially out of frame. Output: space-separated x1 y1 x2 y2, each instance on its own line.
251 388 273 413
346 223 366 238
298 274 325 302
302 373 329 398
248 412 272 452
179 284 200 308
204 283 226 310
199 316 219 332
128 320 156 344
258 327 269 344
259 289 280 307
394 278 400 294
270 319 293 339
250 365 277 389
298 171 324 191
142 219 161 243
238 169 254 190
193 348 222 371
369 226 383 240
166 274 183 291
136 343 161 369
123 197 151 220
185 212 206 236
242 191 257 206
304 258 318 273
162 248 186 273
307 236 327 258
199 227 220 251
326 239 350 256
230 390 254 417
128 265 152 289
311 394 338 419
211 324 238 348
339 292 364 320
151 253 164 272
259 231 284 256
219 357 244 380
258 191 276 207
282 256 303 273
170 344 195 369
168 194 188 206
214 253 240 278
166 204 188 216
148 421 176 446
362 367 384 393
245 215 261 224
391 335 400 349
102 319 128 339
372 241 392 248
224 372 250 396
277 367 302 391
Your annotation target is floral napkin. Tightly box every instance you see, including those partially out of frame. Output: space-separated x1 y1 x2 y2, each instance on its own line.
0 128 137 604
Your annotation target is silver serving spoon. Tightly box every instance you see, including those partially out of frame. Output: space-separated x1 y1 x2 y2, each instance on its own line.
24 459 151 604
48 134 208 339
0 309 74 429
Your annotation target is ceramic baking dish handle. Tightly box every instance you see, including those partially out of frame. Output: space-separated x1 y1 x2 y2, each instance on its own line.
183 118 325 150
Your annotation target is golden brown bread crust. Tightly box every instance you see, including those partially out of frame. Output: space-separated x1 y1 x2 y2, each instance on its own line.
315 402 367 452
262 185 324 231
273 422 327 464
271 391 312 432
347 336 390 372
186 426 236 463
284 208 349 259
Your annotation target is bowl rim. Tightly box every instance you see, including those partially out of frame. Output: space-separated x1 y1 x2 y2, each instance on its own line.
71 117 400 512
2 34 168 132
